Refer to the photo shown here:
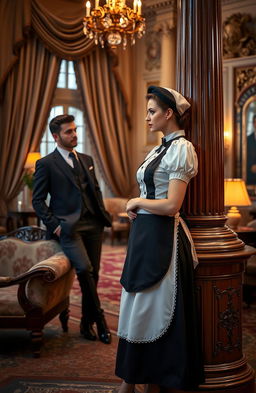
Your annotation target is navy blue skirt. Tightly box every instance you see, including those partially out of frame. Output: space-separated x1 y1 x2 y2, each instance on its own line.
115 221 204 390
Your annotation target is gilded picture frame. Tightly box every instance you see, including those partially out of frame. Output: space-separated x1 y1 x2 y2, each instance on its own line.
234 65 256 195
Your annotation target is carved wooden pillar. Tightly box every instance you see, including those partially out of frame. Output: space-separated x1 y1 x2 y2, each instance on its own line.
176 0 256 392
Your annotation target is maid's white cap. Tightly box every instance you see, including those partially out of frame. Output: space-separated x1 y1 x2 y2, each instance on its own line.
147 86 190 116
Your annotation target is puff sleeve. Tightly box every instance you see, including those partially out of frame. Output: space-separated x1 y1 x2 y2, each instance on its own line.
161 138 198 183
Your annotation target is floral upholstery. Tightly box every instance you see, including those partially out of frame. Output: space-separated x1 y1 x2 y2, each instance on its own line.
0 239 74 315
0 239 61 277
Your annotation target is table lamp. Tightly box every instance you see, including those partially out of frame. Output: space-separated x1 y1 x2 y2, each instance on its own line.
224 178 252 230
24 152 41 189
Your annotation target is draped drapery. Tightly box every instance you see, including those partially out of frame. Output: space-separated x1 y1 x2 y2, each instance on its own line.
0 0 94 91
0 0 31 92
109 46 133 128
0 0 133 216
77 50 131 196
0 37 60 215
31 0 95 59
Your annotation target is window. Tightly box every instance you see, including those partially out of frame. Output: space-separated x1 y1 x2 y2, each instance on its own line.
40 60 111 196
40 60 83 157
57 60 77 89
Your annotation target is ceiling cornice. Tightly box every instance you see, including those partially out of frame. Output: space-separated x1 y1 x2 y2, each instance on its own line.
144 0 176 16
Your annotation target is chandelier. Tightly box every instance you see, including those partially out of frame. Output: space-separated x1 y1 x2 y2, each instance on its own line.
83 0 146 49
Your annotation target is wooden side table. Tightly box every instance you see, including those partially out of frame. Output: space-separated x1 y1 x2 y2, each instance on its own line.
7 209 40 232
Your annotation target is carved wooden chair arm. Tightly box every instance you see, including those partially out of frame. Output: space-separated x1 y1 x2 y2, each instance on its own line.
0 267 57 287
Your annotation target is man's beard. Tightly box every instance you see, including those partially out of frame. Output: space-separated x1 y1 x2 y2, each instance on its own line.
59 135 77 149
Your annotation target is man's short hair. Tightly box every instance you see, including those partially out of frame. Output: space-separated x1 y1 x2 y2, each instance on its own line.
49 114 75 135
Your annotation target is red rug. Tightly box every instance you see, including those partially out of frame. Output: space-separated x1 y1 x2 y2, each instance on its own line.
0 376 120 393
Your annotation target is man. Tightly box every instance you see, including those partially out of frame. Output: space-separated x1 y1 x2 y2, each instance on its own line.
32 114 112 344
247 114 256 185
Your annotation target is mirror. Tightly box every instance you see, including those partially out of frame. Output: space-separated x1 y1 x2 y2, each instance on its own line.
235 82 256 196
244 99 256 185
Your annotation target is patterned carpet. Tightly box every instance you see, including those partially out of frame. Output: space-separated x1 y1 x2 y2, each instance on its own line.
0 242 255 392
0 377 120 393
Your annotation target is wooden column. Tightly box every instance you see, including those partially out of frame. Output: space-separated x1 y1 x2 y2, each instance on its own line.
176 0 255 392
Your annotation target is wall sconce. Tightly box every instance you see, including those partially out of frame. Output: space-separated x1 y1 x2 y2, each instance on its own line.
224 178 252 230
23 152 41 190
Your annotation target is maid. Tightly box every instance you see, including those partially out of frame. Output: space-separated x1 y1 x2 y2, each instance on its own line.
115 86 204 393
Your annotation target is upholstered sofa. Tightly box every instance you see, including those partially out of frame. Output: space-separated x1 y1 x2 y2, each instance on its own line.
0 227 75 357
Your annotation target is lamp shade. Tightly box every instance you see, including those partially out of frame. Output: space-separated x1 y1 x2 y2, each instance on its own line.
224 178 251 207
24 152 41 169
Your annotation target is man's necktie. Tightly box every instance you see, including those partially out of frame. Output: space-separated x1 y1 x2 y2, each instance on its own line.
69 152 81 175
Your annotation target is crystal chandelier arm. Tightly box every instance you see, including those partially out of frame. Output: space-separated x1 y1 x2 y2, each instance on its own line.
83 0 145 49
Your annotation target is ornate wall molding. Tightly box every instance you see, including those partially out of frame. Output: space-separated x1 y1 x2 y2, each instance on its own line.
154 18 176 34
144 0 176 16
223 13 256 59
145 31 161 71
143 0 176 72
235 66 256 97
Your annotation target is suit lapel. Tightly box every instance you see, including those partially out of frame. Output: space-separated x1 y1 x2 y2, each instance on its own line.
77 153 94 187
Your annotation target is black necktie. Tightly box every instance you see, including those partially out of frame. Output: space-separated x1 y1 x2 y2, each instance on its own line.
156 137 168 153
69 152 81 175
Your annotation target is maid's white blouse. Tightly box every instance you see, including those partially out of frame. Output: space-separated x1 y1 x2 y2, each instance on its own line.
136 130 198 214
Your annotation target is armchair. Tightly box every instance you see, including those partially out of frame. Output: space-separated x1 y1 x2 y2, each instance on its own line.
103 198 130 245
0 226 75 357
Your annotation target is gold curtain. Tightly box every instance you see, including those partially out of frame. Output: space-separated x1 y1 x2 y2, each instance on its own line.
109 46 134 127
0 0 31 93
0 0 133 216
31 0 95 59
0 37 60 215
77 49 131 196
